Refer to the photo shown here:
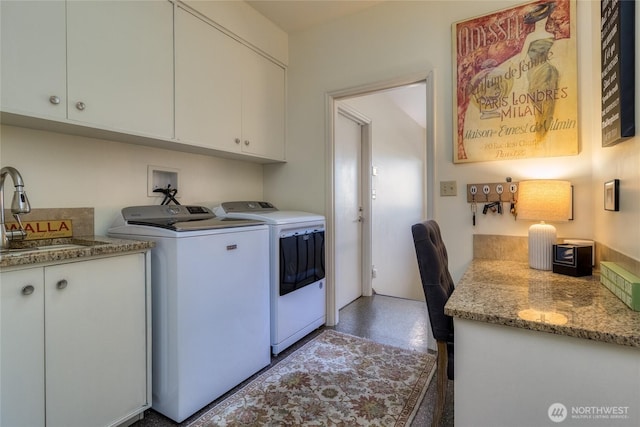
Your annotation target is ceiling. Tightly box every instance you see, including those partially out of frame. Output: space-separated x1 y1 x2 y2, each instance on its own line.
246 0 383 34
385 83 427 128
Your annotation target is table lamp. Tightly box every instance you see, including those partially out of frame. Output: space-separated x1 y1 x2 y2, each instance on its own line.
517 180 571 270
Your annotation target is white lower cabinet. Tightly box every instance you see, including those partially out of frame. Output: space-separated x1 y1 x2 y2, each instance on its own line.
0 267 45 427
1 253 150 427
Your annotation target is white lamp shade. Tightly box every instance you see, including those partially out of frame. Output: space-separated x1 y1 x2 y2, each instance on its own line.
518 180 571 222
518 180 571 270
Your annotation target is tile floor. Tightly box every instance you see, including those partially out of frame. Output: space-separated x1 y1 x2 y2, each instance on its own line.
335 295 454 427
132 294 454 426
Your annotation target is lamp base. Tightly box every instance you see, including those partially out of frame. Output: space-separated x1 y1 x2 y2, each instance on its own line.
528 222 556 270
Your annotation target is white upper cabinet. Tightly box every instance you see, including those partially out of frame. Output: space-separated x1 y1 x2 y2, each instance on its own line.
1 0 286 163
175 7 285 161
1 0 67 120
175 7 243 153
66 0 174 138
181 0 288 65
241 46 286 160
1 0 174 139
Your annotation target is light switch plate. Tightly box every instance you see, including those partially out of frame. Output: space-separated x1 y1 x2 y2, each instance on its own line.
440 180 457 196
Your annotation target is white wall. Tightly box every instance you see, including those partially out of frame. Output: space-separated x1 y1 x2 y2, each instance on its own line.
342 92 426 301
0 125 264 234
265 0 604 282
590 1 640 263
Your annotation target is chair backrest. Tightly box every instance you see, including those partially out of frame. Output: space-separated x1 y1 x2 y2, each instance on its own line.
411 220 455 343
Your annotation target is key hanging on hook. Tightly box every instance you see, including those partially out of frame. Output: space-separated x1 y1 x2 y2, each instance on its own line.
469 186 478 226
509 183 518 219
471 195 477 226
482 185 490 202
496 184 504 215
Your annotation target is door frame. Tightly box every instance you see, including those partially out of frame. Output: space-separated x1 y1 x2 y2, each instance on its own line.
325 70 436 326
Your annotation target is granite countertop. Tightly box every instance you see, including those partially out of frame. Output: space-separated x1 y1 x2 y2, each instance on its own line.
445 259 640 348
0 236 154 268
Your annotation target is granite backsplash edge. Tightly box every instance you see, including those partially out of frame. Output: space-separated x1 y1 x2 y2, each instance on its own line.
473 234 640 277
2 207 94 237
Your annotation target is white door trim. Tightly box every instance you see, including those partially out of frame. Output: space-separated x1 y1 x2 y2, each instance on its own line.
325 71 436 326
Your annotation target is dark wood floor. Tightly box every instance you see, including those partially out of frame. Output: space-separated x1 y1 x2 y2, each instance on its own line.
133 294 454 426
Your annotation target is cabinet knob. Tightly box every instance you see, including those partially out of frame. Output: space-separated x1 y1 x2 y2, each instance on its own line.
21 285 35 296
75 101 86 111
244 140 250 146
49 95 60 105
235 138 241 144
56 279 68 290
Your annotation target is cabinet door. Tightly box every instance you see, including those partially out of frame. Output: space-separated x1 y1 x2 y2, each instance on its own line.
45 254 147 427
0 0 66 119
241 48 286 160
66 0 174 138
175 7 242 151
0 268 45 427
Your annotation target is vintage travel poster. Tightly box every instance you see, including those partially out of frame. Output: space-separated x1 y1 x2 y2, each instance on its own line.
452 0 578 163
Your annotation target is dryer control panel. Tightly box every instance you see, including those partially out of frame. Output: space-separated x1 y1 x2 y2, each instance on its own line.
217 201 278 214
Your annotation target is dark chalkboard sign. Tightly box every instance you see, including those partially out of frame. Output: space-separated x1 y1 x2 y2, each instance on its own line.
601 0 635 146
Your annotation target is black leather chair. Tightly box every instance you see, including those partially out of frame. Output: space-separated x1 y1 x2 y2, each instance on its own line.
411 220 454 427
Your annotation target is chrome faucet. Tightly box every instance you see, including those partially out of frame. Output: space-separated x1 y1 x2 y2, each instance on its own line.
1 166 31 249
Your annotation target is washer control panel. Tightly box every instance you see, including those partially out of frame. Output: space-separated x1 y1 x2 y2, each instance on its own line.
122 205 214 223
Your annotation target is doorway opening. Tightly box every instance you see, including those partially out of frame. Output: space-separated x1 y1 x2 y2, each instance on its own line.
326 71 436 327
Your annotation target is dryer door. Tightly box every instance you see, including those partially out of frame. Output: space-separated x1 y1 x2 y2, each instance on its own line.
279 230 325 296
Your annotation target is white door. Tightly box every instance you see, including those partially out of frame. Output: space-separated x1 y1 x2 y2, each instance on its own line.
334 110 364 309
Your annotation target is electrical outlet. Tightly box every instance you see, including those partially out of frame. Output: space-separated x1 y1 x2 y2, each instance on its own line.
440 180 457 196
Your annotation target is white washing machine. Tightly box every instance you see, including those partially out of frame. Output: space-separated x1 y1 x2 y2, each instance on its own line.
214 201 326 355
108 205 270 423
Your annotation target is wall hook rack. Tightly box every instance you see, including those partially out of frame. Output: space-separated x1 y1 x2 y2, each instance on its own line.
467 181 519 225
466 182 518 203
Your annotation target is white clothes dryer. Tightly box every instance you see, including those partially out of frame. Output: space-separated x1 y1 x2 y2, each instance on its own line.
214 201 326 355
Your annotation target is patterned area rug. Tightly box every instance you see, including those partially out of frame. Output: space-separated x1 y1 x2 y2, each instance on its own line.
187 330 436 426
